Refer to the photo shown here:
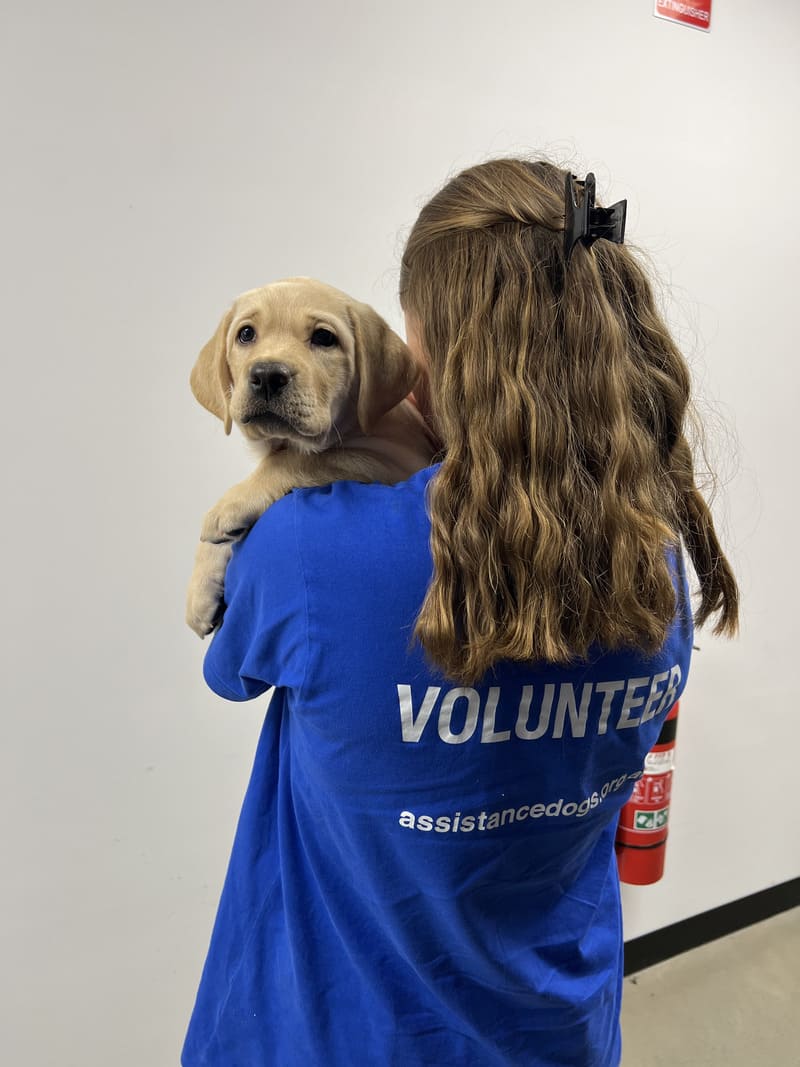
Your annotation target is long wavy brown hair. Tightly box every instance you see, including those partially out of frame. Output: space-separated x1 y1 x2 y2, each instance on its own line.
399 157 738 684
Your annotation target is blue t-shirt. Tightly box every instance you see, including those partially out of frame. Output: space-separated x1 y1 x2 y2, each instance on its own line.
182 465 693 1067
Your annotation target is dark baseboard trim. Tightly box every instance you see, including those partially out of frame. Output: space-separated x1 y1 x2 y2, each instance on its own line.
623 877 800 976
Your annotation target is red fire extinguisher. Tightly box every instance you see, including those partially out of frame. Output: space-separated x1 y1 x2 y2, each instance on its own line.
615 701 679 885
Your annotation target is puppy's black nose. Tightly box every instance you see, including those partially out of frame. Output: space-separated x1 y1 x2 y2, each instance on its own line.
248 362 293 400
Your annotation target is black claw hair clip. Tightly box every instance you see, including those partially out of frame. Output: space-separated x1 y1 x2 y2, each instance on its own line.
563 172 627 265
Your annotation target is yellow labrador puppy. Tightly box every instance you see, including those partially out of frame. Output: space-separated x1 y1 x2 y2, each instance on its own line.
186 277 438 637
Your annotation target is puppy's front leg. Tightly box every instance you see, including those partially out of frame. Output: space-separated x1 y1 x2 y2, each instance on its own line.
186 540 233 638
199 451 374 546
187 458 297 637
199 461 295 546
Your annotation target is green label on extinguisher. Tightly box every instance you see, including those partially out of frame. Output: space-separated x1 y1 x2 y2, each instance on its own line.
633 807 669 830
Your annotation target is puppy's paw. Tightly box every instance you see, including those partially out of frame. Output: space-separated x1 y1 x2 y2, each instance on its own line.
186 575 224 637
200 495 265 545
186 542 231 637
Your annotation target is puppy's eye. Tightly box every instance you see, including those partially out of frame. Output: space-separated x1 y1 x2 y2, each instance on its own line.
311 327 338 348
237 325 256 344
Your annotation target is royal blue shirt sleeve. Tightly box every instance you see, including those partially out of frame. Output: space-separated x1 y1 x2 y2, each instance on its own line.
202 493 308 700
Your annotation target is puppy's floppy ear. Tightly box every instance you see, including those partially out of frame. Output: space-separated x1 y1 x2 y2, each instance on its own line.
350 301 420 434
190 309 234 435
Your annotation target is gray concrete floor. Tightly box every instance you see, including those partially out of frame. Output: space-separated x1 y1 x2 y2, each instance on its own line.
621 906 800 1066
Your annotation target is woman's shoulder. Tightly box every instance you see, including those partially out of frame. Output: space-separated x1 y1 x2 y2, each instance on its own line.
274 463 438 541
238 463 438 567
294 463 438 512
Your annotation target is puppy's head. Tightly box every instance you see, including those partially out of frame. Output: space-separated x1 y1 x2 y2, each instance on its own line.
191 278 419 451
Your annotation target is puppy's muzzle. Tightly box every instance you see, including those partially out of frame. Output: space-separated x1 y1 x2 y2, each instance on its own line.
248 362 294 401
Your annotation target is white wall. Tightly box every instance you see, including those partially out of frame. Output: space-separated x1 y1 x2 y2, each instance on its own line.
1 2 797 1064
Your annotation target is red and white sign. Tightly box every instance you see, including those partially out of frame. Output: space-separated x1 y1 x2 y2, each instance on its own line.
654 0 712 32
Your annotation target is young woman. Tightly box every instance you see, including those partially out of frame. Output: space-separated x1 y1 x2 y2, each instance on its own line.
182 157 738 1067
